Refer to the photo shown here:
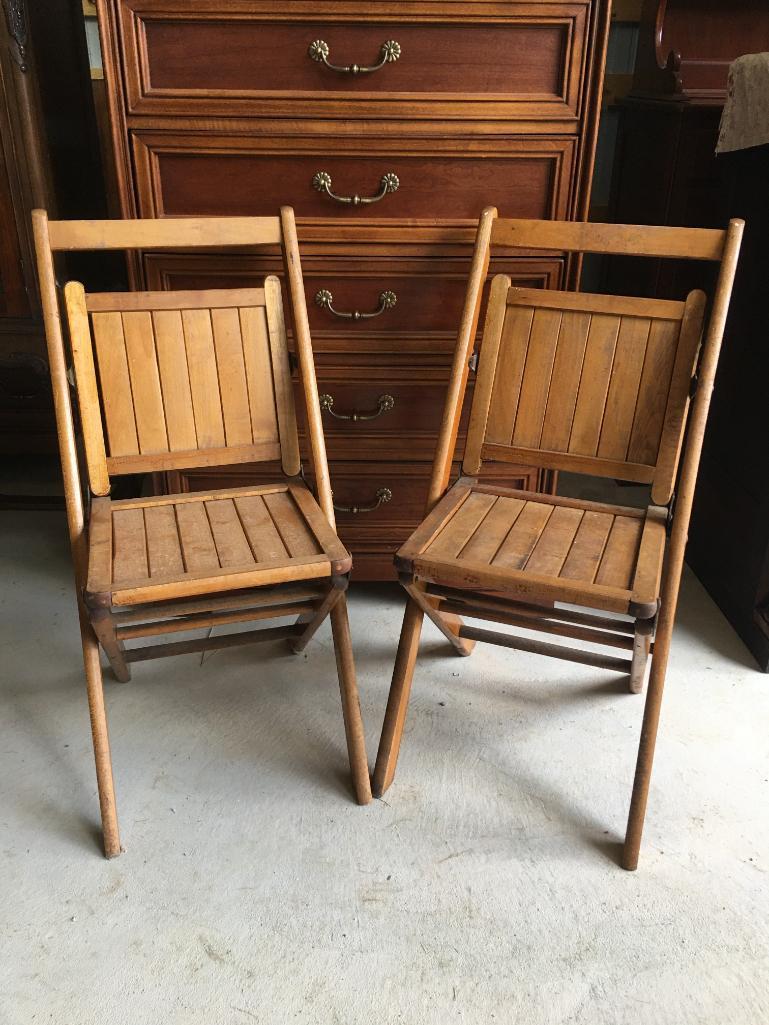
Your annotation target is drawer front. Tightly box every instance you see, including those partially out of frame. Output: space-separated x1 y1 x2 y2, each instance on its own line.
120 2 590 124
133 133 575 221
143 252 565 349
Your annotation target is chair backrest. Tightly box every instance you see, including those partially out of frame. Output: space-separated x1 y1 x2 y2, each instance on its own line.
463 279 706 505
420 210 742 519
64 279 300 496
33 209 335 588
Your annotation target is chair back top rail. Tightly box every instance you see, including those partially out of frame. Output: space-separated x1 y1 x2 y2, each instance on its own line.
46 215 282 251
490 217 727 260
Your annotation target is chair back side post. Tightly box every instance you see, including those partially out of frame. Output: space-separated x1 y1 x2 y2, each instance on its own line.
650 217 745 643
280 205 337 529
425 205 497 513
32 210 90 586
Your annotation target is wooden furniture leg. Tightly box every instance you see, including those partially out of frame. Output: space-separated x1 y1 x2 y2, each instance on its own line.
289 578 345 654
405 579 475 657
89 606 131 683
622 597 676 870
330 597 372 805
628 618 653 694
372 597 425 797
78 606 121 857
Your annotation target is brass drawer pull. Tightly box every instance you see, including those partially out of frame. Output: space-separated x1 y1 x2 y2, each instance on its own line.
319 392 395 421
334 487 392 515
315 288 397 321
312 170 399 206
308 39 401 75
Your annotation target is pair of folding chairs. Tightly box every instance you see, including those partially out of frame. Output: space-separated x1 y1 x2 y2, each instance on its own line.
34 206 742 870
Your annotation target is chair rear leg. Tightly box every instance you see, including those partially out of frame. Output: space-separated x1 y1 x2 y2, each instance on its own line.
424 593 476 657
78 607 121 858
372 597 425 798
289 578 345 654
628 618 653 694
622 606 674 870
330 597 372 805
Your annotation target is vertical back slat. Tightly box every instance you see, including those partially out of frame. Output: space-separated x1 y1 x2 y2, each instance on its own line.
651 290 707 504
182 308 226 448
91 311 139 456
485 303 535 445
121 311 168 454
152 309 197 451
241 305 280 445
64 282 110 496
627 319 680 466
568 313 621 456
539 310 592 451
511 307 562 449
211 306 253 446
463 274 511 474
597 316 651 461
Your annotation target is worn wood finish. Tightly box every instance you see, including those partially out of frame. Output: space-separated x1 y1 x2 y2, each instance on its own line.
65 279 300 487
84 483 350 607
377 210 743 872
400 480 665 616
464 284 707 501
37 208 373 854
33 209 121 858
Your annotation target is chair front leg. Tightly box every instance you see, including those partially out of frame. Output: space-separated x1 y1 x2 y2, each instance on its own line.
628 617 654 694
329 596 372 805
372 596 425 797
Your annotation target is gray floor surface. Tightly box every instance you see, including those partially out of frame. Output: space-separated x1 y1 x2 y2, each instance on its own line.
1 510 767 1024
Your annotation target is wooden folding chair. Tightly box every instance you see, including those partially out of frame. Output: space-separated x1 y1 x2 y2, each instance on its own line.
33 207 371 857
374 207 743 870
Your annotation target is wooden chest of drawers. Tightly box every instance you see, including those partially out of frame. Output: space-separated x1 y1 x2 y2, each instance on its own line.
97 0 610 578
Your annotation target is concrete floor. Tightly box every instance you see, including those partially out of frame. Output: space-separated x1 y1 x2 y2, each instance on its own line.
1 509 768 1024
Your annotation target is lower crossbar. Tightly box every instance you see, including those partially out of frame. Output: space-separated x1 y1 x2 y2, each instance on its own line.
458 624 632 672
124 624 299 663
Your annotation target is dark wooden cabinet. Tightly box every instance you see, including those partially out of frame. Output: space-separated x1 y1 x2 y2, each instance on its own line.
0 0 55 454
97 0 611 578
605 0 769 667
687 146 769 672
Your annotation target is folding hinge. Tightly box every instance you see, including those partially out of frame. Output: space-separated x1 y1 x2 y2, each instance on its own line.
468 351 479 373
666 494 675 536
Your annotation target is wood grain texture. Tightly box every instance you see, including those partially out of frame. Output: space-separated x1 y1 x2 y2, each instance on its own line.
98 482 352 604
405 480 666 615
467 277 703 488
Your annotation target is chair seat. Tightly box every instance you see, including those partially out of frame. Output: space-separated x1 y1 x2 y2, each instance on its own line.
85 481 351 608
396 478 666 617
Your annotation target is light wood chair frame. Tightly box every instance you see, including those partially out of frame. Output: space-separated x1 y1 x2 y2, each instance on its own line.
373 207 744 870
33 207 372 858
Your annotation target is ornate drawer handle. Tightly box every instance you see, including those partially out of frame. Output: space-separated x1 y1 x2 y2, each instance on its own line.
315 288 397 321
319 392 395 421
334 487 392 515
308 39 401 75
312 170 399 206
